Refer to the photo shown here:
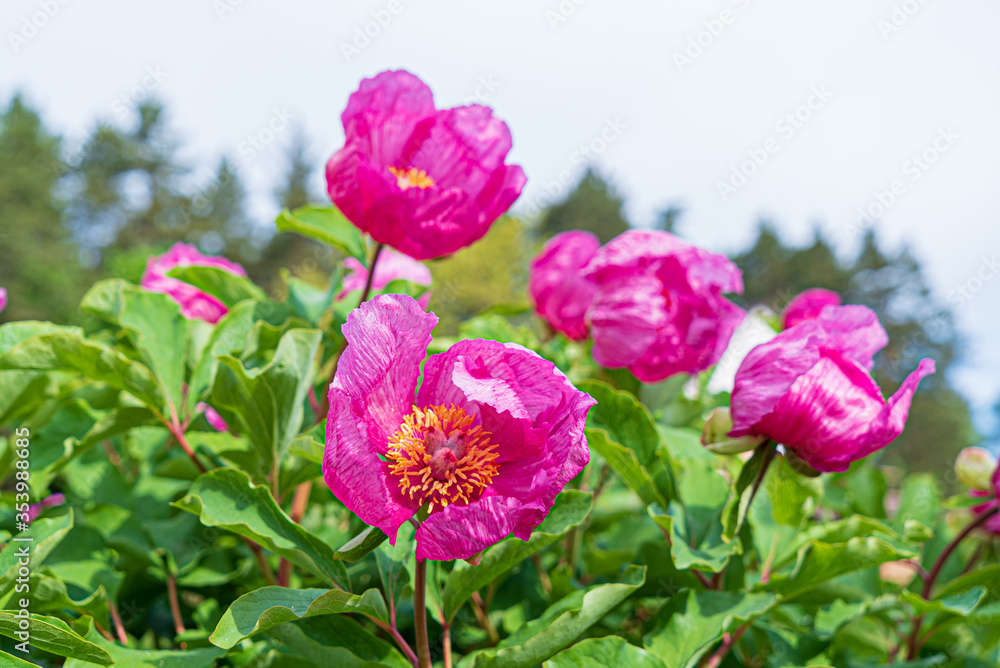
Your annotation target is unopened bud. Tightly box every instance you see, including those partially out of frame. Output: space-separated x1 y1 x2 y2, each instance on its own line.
955 447 997 492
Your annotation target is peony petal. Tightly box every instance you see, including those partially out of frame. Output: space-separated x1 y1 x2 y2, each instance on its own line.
333 294 438 451
781 288 841 329
415 494 546 561
756 352 933 472
419 339 593 513
529 231 601 340
588 274 668 368
813 305 888 370
324 387 417 540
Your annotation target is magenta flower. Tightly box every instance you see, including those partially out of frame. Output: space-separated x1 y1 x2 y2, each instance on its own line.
971 489 1000 535
729 305 935 472
323 294 594 561
337 247 433 309
528 231 600 340
196 402 229 433
781 288 842 329
0 288 6 314
142 243 247 324
580 229 745 383
27 493 66 523
326 70 526 261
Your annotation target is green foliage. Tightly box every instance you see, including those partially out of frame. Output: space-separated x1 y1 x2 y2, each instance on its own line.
2 93 997 668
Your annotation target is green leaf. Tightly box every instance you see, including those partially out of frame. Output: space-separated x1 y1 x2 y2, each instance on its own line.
0 513 74 602
288 433 324 465
334 527 389 562
461 566 646 668
721 442 775 542
0 331 165 414
82 281 190 412
174 468 350 589
0 612 112 665
268 615 410 668
65 618 225 668
0 649 38 667
644 591 777 668
900 587 986 617
209 328 321 471
587 427 666 507
375 522 414 611
210 586 388 648
934 564 1000 600
765 454 818 527
443 490 592 622
545 636 667 668
764 537 917 599
71 406 159 456
647 504 737 573
276 204 365 259
282 268 339 323
167 265 267 307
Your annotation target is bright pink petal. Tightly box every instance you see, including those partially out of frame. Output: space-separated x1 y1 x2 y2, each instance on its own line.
140 243 246 324
332 294 438 450
0 288 7 314
417 339 593 548
754 352 934 472
529 231 600 340
324 388 418 540
781 288 841 329
415 495 544 561
813 305 888 370
326 70 524 261
588 274 668 368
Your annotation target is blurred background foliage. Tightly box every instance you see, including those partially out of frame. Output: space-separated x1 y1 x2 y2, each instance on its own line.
0 94 981 478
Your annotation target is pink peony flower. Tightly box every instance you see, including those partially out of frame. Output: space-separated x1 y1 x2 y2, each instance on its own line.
196 402 229 433
337 247 433 309
326 70 526 261
528 231 600 340
323 294 594 561
580 229 745 383
729 305 935 472
0 288 7 314
27 493 66 523
141 243 247 324
781 288 842 329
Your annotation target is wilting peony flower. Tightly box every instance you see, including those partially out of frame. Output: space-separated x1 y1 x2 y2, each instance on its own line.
781 288 841 329
0 288 6 314
142 243 247 324
326 70 526 260
337 247 433 309
196 402 229 433
323 294 594 561
729 305 935 472
581 229 745 383
528 231 600 340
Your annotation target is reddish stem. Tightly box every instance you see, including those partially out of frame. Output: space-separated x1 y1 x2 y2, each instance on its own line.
703 623 749 668
166 574 187 648
278 482 313 586
108 598 128 645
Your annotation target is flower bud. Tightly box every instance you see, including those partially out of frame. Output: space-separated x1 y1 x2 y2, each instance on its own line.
702 408 767 454
955 447 997 492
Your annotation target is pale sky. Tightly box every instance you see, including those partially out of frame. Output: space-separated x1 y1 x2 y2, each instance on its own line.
3 0 999 433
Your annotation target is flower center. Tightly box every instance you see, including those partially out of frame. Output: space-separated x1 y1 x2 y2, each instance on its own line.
389 166 435 190
386 404 500 512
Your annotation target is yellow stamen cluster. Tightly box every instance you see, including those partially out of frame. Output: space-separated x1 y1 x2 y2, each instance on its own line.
386 404 500 512
389 166 436 190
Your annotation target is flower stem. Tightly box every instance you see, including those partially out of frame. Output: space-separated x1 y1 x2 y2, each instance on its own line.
906 507 999 659
166 574 187 648
278 482 313 586
702 623 749 668
414 558 432 668
165 420 206 474
108 598 128 645
442 622 453 668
